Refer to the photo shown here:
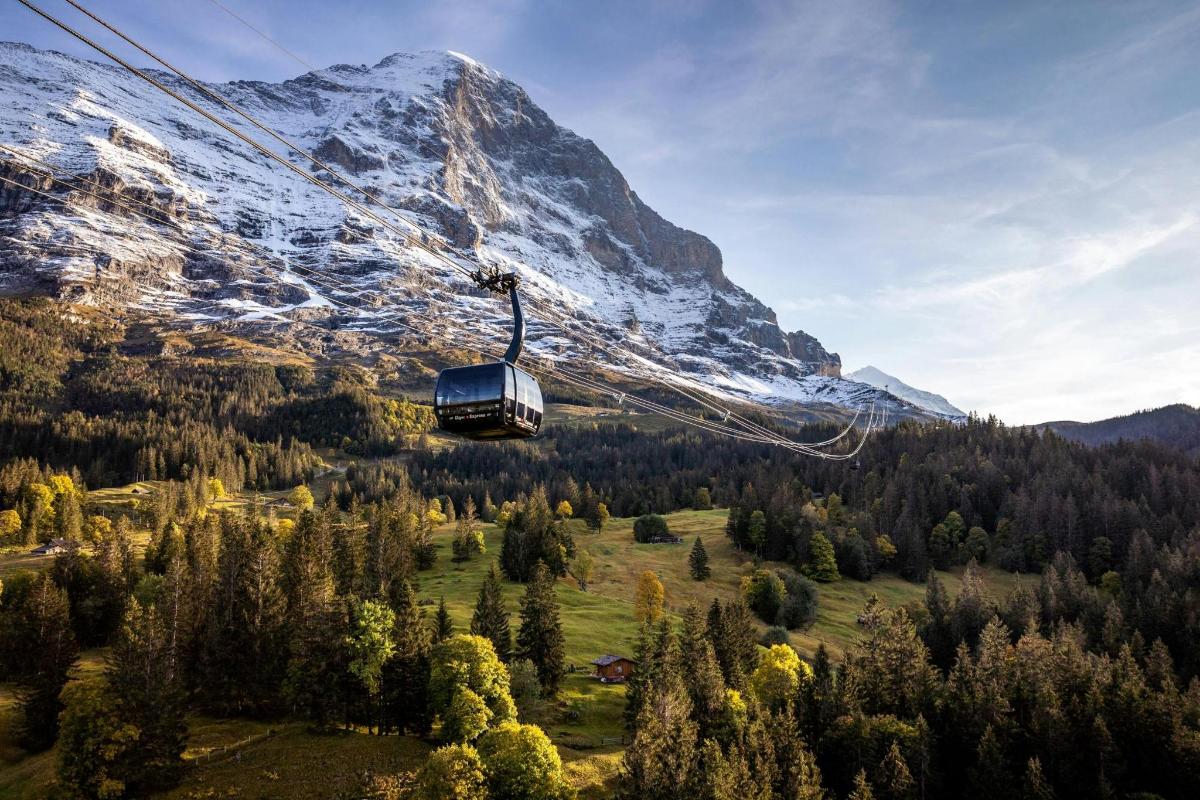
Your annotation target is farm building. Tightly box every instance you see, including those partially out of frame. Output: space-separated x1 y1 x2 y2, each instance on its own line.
592 654 636 683
30 538 77 555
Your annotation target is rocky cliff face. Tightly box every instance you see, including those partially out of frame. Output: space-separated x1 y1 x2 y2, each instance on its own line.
0 43 893 411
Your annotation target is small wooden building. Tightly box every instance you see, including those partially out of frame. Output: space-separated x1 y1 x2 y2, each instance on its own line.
592 654 636 683
31 538 77 555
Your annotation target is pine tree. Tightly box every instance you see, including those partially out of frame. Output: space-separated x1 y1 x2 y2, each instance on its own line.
689 536 711 581
517 561 566 694
105 599 187 792
13 574 78 751
878 740 915 800
710 599 758 690
282 511 345 729
771 708 824 800
199 513 286 715
1021 757 1055 800
803 531 840 582
618 624 698 800
471 563 512 661
677 605 726 733
433 596 454 643
382 581 432 735
849 770 876 800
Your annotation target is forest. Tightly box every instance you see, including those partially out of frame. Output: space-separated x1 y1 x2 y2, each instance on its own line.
0 298 1198 799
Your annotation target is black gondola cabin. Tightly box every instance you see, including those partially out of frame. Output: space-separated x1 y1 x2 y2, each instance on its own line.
435 361 543 440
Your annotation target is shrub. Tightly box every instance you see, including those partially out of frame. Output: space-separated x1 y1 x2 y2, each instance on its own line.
415 743 489 800
633 514 669 543
760 626 791 647
477 721 572 800
742 569 787 623
776 572 820 630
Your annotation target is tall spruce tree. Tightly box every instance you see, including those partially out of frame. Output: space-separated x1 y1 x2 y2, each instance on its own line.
433 596 454 643
105 599 187 792
471 563 512 661
678 605 726 734
200 513 286 715
13 573 78 751
382 580 432 735
282 510 346 729
689 536 711 581
516 561 566 693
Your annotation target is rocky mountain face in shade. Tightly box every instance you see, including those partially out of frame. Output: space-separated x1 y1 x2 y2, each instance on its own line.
0 42 939 416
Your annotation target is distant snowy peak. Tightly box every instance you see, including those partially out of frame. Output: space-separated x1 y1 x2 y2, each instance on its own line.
0 42 903 416
846 366 966 420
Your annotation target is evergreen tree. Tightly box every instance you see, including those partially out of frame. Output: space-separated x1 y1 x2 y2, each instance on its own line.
689 536 711 581
434 596 454 643
920 568 955 669
199 513 286 715
849 770 876 800
804 531 840 582
709 599 758 690
382 581 432 734
281 511 345 729
1022 757 1055 800
471 563 512 661
105 599 187 792
618 638 699 800
770 707 825 800
12 574 78 751
517 562 566 693
878 740 915 800
677 605 726 733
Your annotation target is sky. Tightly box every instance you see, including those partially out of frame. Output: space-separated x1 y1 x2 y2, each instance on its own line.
3 0 1199 424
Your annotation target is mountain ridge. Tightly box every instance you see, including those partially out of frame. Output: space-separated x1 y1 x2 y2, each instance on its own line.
845 365 965 420
1041 403 1200 457
0 42 938 418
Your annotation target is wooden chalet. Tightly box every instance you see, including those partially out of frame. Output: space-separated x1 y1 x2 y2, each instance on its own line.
592 654 636 683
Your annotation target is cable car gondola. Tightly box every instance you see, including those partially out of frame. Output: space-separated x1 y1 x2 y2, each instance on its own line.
434 272 543 440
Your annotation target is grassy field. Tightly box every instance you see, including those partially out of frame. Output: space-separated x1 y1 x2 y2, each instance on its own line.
0 497 1020 798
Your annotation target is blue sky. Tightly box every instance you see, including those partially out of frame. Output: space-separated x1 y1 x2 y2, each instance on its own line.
4 0 1199 423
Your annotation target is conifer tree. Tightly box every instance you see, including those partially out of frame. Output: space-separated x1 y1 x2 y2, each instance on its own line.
677 605 726 733
709 598 758 690
13 574 78 751
471 563 512 661
105 599 187 792
1021 757 1055 800
618 627 699 800
878 740 915 800
517 561 565 693
804 531 840 582
282 511 345 729
689 536 711 581
849 770 876 800
434 596 454 643
200 513 286 715
383 581 433 734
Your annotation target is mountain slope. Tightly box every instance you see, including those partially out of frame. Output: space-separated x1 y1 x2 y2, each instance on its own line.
1042 404 1200 457
845 365 965 420
0 42 906 416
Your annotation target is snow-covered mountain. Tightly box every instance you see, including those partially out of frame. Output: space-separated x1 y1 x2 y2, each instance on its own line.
0 42 913 416
845 366 965 420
